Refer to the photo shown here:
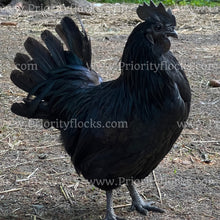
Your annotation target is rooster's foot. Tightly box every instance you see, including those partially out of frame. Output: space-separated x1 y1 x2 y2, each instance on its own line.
127 181 164 215
130 200 164 215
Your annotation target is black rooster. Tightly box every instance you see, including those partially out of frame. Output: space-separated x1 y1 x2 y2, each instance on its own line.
11 1 191 219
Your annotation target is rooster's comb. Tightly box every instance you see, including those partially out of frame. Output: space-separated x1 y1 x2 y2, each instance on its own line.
137 1 176 25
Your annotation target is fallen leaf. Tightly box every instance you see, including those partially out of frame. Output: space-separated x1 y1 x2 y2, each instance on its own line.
208 79 220 88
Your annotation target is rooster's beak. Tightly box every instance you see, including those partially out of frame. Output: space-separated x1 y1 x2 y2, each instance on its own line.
166 30 178 39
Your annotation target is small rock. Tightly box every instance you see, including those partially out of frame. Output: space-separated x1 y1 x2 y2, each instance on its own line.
201 153 211 164
38 153 47 159
181 160 191 165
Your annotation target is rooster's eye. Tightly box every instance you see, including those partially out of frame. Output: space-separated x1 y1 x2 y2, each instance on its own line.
154 24 162 31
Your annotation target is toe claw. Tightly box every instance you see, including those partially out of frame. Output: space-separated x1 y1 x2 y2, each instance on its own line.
136 206 148 215
131 200 164 215
142 203 165 213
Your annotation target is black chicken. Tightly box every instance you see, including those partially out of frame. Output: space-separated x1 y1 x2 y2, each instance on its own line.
10 1 191 219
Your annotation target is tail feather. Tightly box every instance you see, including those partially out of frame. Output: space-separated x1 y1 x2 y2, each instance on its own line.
11 103 32 118
10 70 33 92
55 24 69 51
55 21 82 66
14 53 47 81
78 16 92 68
12 53 47 92
11 16 101 121
24 37 57 73
60 17 83 61
56 17 91 68
14 53 30 66
41 30 66 67
11 101 49 119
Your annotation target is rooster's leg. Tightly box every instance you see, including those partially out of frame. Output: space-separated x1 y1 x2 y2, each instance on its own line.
104 190 125 220
127 181 164 215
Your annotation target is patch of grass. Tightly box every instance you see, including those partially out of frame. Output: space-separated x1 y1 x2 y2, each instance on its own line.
178 0 220 6
89 0 220 6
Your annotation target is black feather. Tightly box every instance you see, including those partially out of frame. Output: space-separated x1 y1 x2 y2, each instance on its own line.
60 17 83 60
14 53 30 66
11 102 29 117
77 16 92 68
10 70 32 92
24 37 57 73
55 24 69 50
12 53 47 91
56 17 91 68
41 30 66 67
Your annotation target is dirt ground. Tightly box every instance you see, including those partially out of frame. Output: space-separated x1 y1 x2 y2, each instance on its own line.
0 3 219 220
